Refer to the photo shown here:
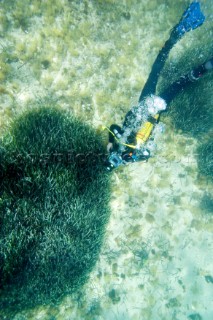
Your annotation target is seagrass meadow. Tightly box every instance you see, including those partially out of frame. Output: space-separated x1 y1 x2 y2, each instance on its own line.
0 106 111 313
0 0 213 319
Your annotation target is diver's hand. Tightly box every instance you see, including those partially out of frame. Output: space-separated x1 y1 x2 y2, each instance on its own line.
107 142 113 152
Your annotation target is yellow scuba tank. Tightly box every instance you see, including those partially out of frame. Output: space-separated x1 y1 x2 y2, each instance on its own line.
102 113 160 151
136 114 159 146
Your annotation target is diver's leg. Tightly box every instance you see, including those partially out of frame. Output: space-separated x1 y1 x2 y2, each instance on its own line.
139 35 177 101
160 57 213 105
139 2 205 102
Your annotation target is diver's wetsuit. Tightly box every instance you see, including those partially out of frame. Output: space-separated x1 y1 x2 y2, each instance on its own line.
107 2 212 170
138 29 180 101
108 29 179 146
108 32 212 146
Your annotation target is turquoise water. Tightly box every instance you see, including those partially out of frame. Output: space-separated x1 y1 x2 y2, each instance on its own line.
0 0 213 319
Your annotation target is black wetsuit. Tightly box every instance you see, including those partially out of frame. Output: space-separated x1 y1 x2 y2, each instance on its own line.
109 28 211 146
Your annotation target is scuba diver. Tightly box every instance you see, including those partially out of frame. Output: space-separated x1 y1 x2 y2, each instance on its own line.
104 1 213 171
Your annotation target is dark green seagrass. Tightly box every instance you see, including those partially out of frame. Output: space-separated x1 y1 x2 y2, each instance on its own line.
0 106 110 312
197 139 213 181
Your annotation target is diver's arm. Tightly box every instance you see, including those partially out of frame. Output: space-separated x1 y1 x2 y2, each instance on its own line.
107 124 123 152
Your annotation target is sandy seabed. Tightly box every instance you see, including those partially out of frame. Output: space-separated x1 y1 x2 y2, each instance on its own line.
0 0 213 319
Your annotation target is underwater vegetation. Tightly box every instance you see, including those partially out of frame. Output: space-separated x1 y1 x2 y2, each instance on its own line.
163 78 213 138
197 139 213 181
188 313 203 320
159 57 213 182
200 192 213 215
0 106 110 313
